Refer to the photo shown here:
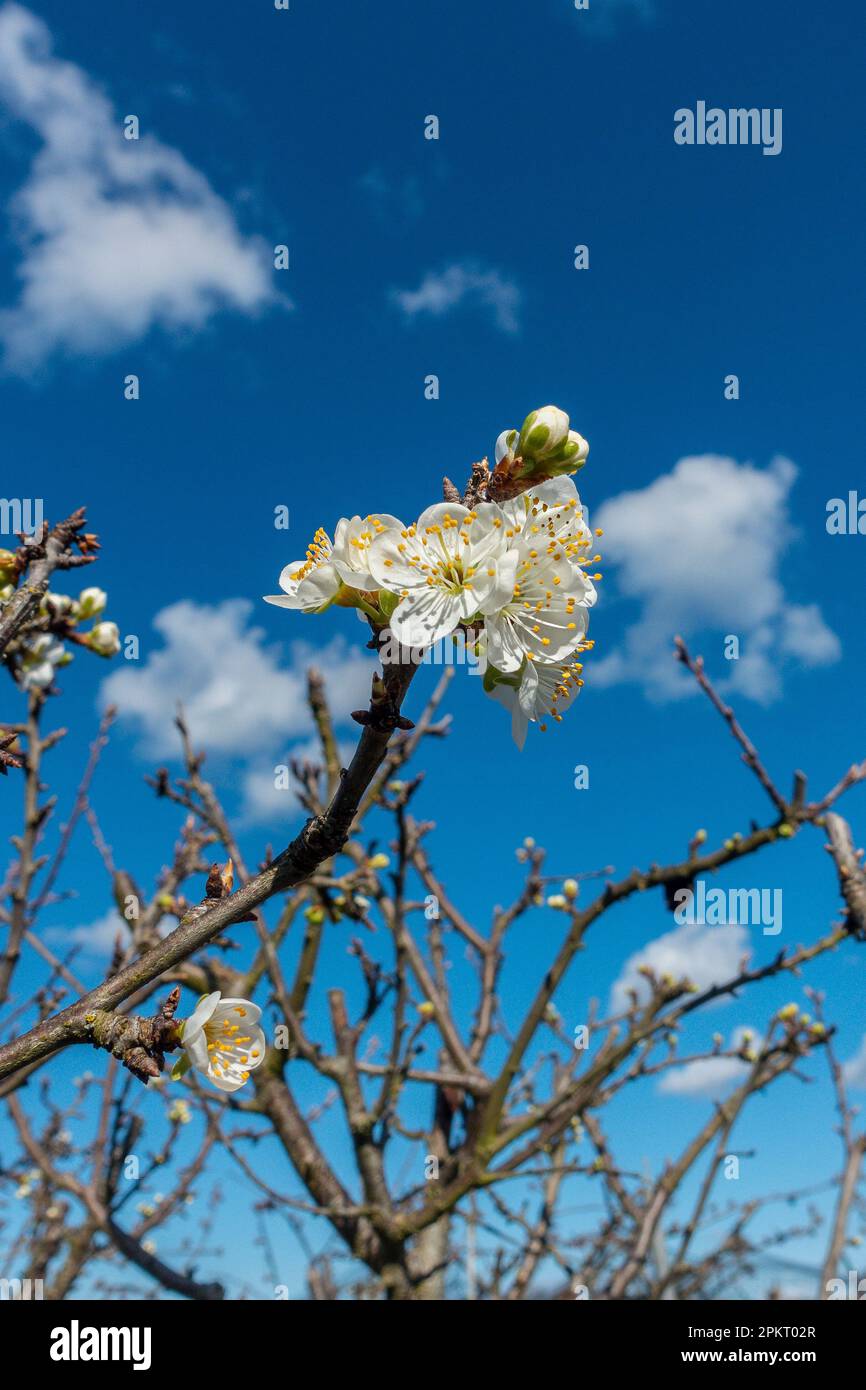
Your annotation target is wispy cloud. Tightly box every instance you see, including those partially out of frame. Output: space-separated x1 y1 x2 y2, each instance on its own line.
593 455 840 703
240 736 356 828
101 599 374 761
610 921 750 1014
392 261 521 334
48 908 127 958
0 4 276 371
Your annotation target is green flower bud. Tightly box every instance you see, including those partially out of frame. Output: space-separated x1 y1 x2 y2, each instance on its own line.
78 586 108 619
517 405 570 461
87 621 120 657
494 429 519 465
545 429 590 476
0 549 18 586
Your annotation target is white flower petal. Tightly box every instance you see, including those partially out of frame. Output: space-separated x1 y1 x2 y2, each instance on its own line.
182 992 221 1051
389 590 465 647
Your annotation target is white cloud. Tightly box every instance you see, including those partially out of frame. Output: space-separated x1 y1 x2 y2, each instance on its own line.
101 599 375 760
658 1028 754 1099
592 455 840 702
843 1035 866 1090
610 921 750 1013
0 4 275 370
240 736 356 827
49 908 126 957
392 261 520 334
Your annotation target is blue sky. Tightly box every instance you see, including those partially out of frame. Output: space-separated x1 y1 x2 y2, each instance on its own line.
1 0 865 1297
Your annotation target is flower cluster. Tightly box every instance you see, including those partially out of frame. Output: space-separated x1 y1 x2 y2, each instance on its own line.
0 573 121 693
264 406 600 745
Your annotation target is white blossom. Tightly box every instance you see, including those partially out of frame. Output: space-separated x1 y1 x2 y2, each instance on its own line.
264 514 403 614
264 526 341 613
488 655 586 748
480 543 595 674
17 632 67 691
332 513 404 591
180 991 266 1093
368 502 508 648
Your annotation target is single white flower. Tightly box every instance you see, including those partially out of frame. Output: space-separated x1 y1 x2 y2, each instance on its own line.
180 991 266 1093
500 476 592 547
368 502 508 647
78 586 107 618
18 632 67 691
332 513 404 591
480 534 596 673
264 526 341 613
488 655 586 748
265 514 404 615
88 620 120 657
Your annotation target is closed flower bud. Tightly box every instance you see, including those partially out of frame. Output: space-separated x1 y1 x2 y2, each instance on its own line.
78 586 108 618
368 852 390 870
518 406 570 461
40 592 75 619
546 893 568 909
87 620 120 657
0 549 18 585
494 428 519 464
562 877 579 900
417 1001 435 1017
546 428 589 476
